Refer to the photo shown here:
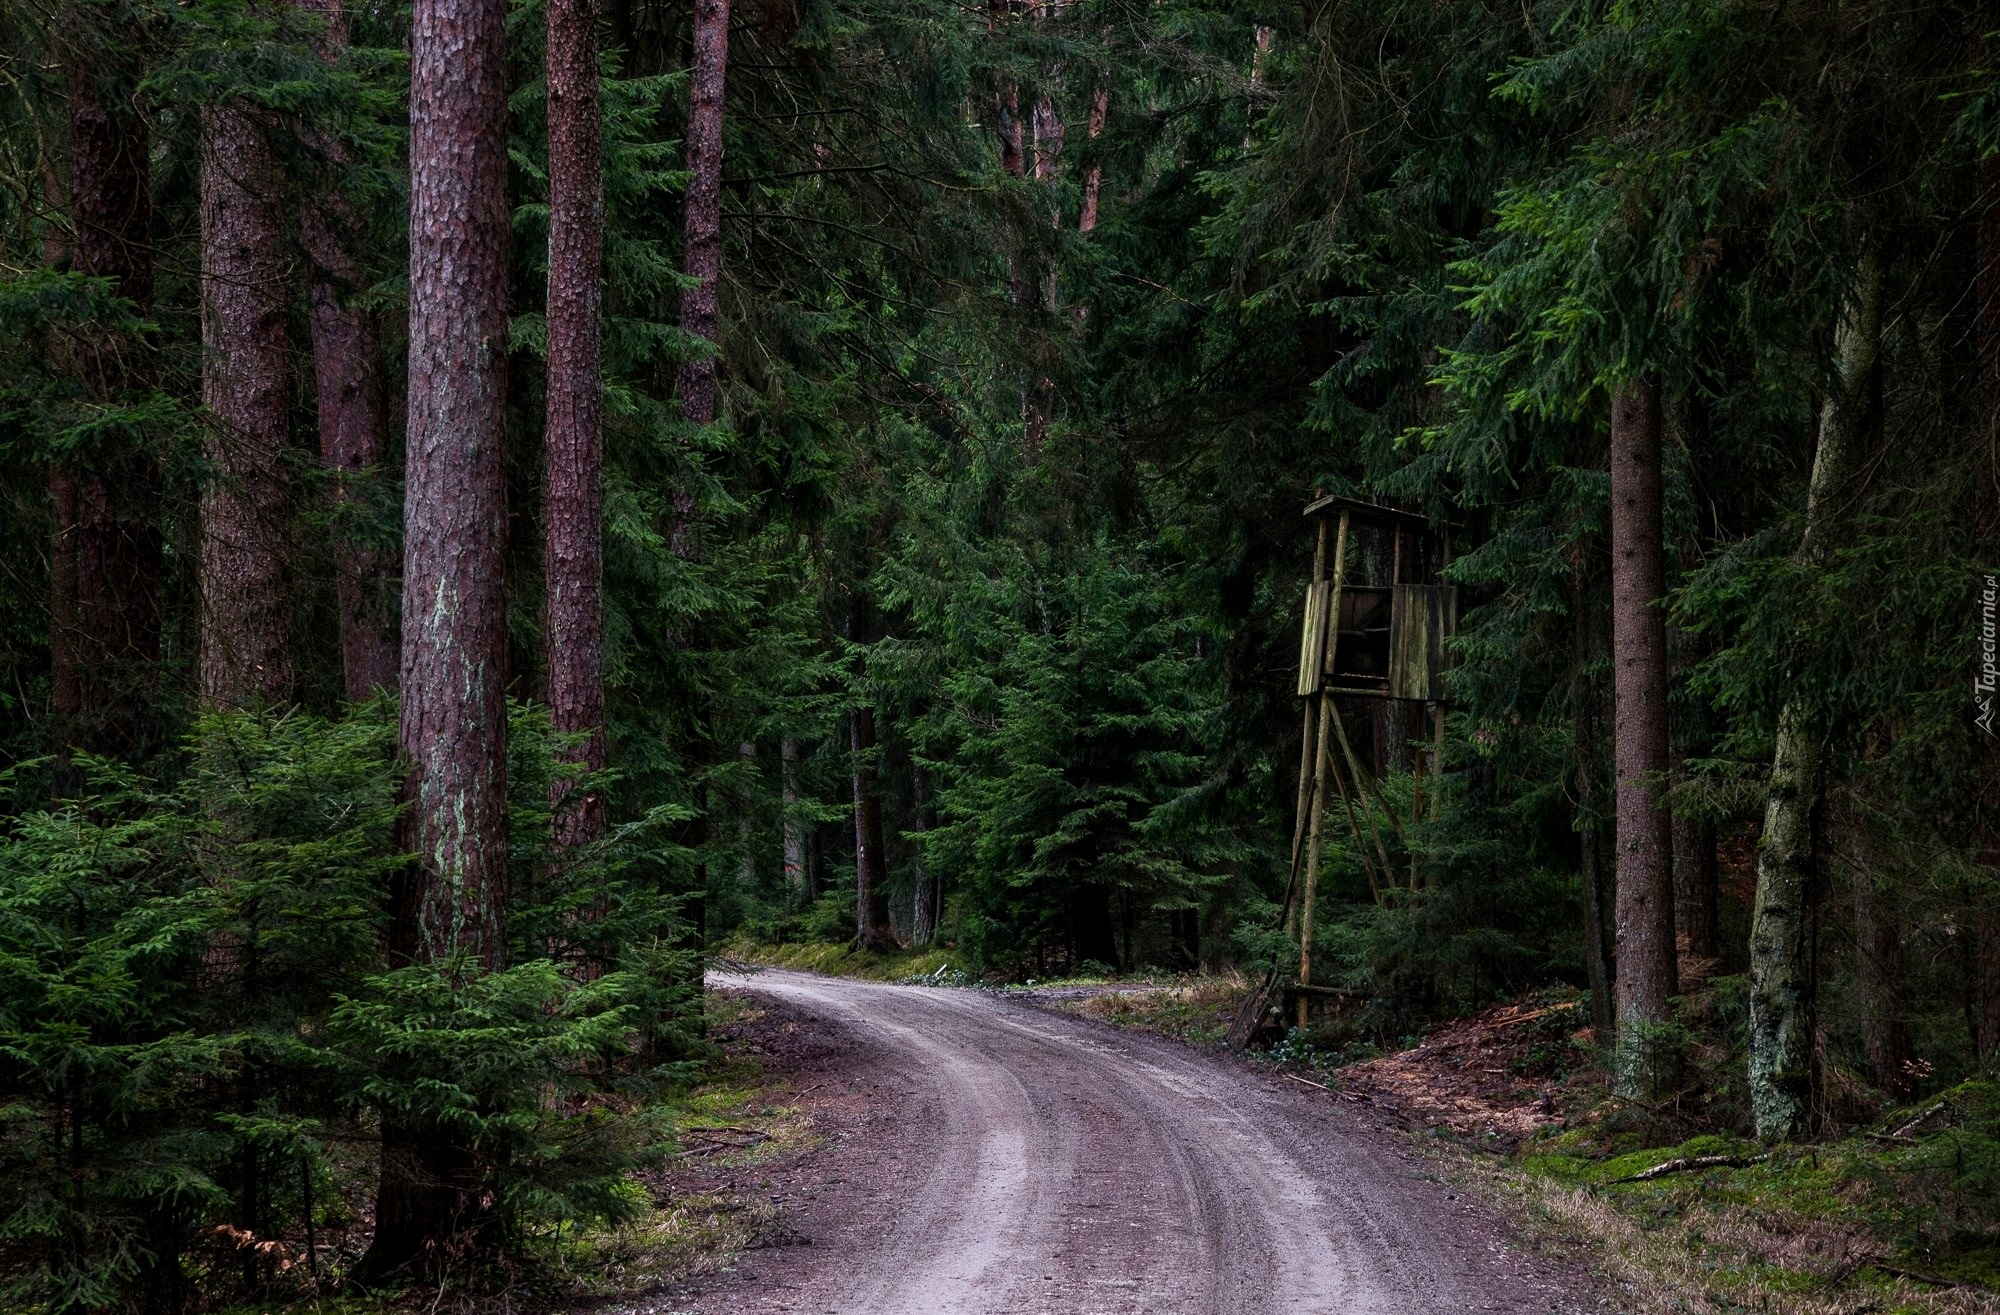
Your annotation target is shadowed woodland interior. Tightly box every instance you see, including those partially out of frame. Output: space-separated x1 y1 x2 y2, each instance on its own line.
1 0 1999 1305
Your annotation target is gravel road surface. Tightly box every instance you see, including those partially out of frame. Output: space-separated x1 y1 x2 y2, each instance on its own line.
686 969 1602 1315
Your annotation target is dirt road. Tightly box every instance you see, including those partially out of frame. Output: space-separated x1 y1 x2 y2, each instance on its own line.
684 969 1601 1315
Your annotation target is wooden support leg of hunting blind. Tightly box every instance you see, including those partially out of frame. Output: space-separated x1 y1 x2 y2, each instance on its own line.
1298 691 1334 1030
1328 699 1398 880
1327 741 1384 905
1282 695 1315 938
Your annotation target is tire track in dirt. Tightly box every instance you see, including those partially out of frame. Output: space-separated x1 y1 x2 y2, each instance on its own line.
679 970 1600 1315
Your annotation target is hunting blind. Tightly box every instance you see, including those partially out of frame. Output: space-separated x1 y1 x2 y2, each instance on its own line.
1229 496 1458 1047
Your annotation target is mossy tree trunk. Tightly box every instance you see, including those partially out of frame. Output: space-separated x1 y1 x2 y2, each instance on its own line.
1748 254 1881 1141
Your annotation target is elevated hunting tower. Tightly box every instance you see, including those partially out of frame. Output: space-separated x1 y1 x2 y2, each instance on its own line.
1231 496 1458 1045
1295 495 1455 705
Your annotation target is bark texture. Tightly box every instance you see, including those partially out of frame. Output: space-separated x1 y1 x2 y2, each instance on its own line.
364 0 512 1275
55 44 162 760
1608 376 1676 1094
850 706 891 949
399 0 512 968
1748 255 1881 1141
675 0 730 425
545 0 607 850
300 0 399 701
198 104 293 706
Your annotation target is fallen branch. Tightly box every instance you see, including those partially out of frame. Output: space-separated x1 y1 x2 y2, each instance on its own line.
1860 1130 1917 1146
1282 1071 1334 1093
1605 1151 1771 1184
1866 1260 1969 1291
1889 1097 1952 1140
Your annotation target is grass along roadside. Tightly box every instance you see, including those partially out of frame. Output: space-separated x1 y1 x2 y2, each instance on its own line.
712 934 961 982
528 990 822 1309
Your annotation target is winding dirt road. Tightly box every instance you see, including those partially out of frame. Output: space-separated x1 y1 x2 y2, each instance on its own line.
686 970 1602 1315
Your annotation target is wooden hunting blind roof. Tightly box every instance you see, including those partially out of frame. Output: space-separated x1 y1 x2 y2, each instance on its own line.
1302 493 1436 528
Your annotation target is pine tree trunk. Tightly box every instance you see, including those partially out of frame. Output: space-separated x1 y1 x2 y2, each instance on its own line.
57 45 162 759
299 0 399 701
199 104 294 707
399 0 511 968
1749 254 1882 1141
545 0 607 850
1609 376 1677 1095
362 0 511 1274
675 0 729 425
781 735 809 905
849 706 890 948
1672 810 1718 960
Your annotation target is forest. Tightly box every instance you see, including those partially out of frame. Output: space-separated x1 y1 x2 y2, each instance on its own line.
0 0 1996 1304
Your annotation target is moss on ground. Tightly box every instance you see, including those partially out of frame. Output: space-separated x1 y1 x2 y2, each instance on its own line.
714 934 961 982
1489 1086 2000 1312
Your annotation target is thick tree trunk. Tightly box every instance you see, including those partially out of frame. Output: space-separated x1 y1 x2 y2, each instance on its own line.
362 0 511 1277
1749 254 1881 1141
849 706 890 948
1609 376 1677 1095
299 0 399 701
57 46 162 760
545 0 607 850
780 735 809 905
198 105 293 707
675 0 729 425
399 0 511 968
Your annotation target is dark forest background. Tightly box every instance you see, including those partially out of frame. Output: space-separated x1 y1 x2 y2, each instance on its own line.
1 0 1997 1304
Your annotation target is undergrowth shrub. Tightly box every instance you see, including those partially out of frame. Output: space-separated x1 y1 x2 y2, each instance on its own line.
0 706 700 1310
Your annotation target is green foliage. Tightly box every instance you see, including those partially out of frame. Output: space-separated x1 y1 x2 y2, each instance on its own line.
0 708 696 1307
